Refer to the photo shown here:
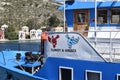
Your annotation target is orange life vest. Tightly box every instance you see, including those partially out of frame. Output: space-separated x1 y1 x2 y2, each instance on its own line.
41 32 48 40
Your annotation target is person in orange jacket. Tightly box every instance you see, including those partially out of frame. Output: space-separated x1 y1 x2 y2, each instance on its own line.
41 32 48 55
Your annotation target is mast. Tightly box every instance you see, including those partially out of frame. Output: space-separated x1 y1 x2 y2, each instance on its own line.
95 0 97 31
94 0 97 48
63 0 66 32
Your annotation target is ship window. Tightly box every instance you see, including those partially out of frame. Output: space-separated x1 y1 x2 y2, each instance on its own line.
97 9 108 24
77 13 86 23
86 70 102 80
59 66 73 80
111 9 120 24
117 74 120 80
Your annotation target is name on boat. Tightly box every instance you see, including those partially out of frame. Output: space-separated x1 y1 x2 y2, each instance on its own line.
51 48 76 52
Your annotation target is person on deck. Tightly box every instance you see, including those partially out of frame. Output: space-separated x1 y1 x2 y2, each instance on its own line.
41 32 48 55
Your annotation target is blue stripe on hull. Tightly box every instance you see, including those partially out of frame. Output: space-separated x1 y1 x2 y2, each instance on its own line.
35 57 120 80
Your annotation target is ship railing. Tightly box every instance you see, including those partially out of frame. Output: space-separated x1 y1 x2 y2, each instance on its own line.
76 30 120 62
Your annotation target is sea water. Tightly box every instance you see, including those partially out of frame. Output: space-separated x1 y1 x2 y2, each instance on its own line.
0 40 41 52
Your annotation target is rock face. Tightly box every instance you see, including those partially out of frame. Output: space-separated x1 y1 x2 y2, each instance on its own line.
0 0 63 29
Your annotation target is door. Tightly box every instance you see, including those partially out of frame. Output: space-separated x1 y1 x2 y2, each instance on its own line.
74 9 89 37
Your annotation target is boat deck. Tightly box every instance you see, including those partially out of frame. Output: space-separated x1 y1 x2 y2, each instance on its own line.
0 50 46 80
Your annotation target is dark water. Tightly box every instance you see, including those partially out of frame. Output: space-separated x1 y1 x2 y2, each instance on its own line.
0 40 41 52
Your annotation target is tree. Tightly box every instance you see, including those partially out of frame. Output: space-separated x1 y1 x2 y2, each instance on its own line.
48 15 60 28
4 26 18 40
26 18 40 30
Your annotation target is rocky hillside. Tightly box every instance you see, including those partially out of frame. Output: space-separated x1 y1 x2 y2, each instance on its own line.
0 0 63 30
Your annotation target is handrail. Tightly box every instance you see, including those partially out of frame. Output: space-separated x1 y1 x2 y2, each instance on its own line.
1 51 6 65
77 30 120 32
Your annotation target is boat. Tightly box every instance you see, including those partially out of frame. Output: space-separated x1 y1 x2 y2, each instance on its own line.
0 50 45 80
1 32 120 80
1 0 120 80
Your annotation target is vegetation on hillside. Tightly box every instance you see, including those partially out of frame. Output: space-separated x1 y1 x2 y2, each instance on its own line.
4 26 18 40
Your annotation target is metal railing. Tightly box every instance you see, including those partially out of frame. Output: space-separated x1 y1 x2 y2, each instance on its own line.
77 30 120 62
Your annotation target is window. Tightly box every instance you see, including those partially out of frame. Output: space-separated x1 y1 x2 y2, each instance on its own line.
77 13 86 23
59 66 73 80
117 74 120 80
66 0 74 1
86 70 102 80
97 10 108 24
111 9 120 24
